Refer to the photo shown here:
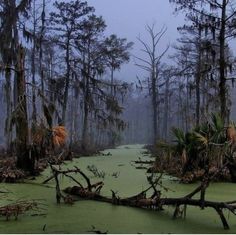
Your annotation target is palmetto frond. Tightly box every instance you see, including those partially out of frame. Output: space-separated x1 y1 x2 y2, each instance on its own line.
172 127 185 145
211 113 224 133
194 132 208 146
209 113 225 144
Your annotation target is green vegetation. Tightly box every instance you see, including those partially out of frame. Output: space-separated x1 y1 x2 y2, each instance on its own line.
1 0 236 233
1 145 236 233
150 113 236 183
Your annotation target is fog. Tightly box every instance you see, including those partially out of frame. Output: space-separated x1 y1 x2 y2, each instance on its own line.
0 0 236 149
86 0 185 82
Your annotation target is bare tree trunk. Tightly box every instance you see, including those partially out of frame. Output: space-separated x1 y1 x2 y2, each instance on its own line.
82 60 90 150
73 92 79 143
39 0 46 109
135 25 168 143
5 70 12 150
195 25 202 126
152 75 158 143
185 77 189 131
163 75 170 140
69 95 74 144
110 67 114 96
62 39 71 125
219 0 228 124
82 97 89 150
196 74 200 125
15 46 32 172
195 35 202 126
31 0 37 132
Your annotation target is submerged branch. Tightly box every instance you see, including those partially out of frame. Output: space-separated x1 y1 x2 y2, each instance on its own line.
45 159 236 230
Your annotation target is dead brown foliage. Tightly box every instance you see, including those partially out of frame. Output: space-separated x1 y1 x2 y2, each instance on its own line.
227 125 236 146
52 126 67 147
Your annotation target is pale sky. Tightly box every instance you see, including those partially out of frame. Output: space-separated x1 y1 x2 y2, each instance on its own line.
86 0 185 82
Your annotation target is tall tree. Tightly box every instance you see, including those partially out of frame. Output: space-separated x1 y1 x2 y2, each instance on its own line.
39 0 46 108
170 0 236 124
102 35 133 146
135 24 169 143
75 14 106 149
103 34 133 96
173 24 205 126
49 0 94 125
0 0 33 172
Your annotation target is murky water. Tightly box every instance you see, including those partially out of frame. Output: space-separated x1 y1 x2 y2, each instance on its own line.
1 144 236 233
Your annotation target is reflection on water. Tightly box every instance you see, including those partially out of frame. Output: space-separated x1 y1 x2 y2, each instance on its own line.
0 145 236 233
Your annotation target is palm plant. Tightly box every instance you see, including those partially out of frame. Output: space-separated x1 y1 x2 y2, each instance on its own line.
172 127 186 153
169 113 236 182
193 113 228 169
171 127 199 174
172 113 233 176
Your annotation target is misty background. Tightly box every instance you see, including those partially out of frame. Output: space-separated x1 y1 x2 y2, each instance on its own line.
86 0 185 81
0 0 236 147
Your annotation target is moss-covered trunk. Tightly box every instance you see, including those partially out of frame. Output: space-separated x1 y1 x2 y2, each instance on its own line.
15 46 34 174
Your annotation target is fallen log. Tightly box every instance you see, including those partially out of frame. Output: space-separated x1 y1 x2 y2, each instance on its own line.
46 161 236 230
45 163 105 204
63 184 235 229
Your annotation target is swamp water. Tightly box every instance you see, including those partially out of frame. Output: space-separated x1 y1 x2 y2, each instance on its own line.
1 144 236 233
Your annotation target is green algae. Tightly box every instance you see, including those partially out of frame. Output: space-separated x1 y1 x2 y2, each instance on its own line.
1 144 236 233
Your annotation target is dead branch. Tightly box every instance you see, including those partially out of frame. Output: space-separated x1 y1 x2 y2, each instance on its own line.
41 155 236 230
46 162 105 204
59 163 236 230
0 200 43 221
